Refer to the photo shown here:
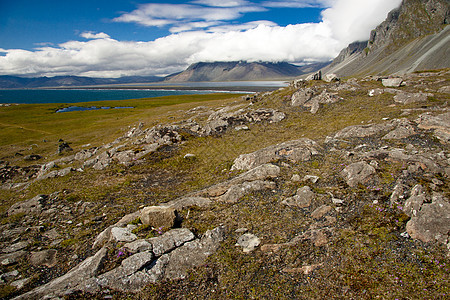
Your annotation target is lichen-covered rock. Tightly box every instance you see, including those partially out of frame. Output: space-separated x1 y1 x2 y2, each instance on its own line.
341 161 376 187
236 233 260 253
8 195 47 216
140 206 178 229
29 249 58 268
406 194 450 245
218 180 276 203
382 77 403 87
232 139 321 170
282 186 315 208
394 92 432 104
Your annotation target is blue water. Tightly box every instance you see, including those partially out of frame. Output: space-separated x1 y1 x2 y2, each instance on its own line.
0 89 219 104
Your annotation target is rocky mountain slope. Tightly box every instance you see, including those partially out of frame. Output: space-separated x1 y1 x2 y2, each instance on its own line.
165 61 327 82
322 0 450 77
0 68 449 299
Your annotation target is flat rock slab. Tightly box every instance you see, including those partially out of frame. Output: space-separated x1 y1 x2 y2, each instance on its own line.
232 139 321 170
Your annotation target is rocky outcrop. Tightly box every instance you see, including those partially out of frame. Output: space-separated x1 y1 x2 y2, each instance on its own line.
232 139 322 170
17 227 226 298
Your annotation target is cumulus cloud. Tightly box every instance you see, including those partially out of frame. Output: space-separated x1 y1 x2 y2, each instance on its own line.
0 0 402 78
80 32 111 40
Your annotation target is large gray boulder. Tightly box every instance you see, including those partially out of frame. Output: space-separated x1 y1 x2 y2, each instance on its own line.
232 139 321 171
341 161 376 187
406 194 450 245
282 186 315 208
8 195 46 216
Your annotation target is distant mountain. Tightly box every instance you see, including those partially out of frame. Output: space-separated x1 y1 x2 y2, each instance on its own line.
0 75 163 89
165 61 329 82
322 0 450 77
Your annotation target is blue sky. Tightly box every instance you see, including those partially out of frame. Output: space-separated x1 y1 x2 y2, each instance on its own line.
0 0 402 77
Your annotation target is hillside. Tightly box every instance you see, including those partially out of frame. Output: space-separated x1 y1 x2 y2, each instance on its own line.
165 61 328 82
322 0 450 77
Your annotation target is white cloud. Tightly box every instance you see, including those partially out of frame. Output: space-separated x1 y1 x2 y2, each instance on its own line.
80 32 111 39
321 0 402 43
113 3 265 31
191 0 253 7
262 0 331 8
0 0 402 78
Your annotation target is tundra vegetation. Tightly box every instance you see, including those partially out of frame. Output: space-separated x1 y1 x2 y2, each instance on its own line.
0 70 449 299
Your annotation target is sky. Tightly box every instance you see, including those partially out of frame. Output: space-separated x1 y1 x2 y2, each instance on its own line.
0 0 402 78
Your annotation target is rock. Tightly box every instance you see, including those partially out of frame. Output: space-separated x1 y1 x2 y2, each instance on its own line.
306 70 322 81
183 153 196 159
282 263 323 275
123 240 153 254
232 139 321 170
235 125 249 131
341 161 376 187
282 186 315 208
394 92 431 104
382 78 403 87
2 241 30 254
311 205 332 220
1 270 19 281
202 164 280 197
291 87 316 107
236 233 261 253
11 278 30 290
416 112 450 143
219 180 276 203
0 250 27 266
74 148 98 161
406 194 450 245
333 122 395 139
15 247 108 299
110 227 137 243
163 226 226 280
113 150 136 165
121 251 154 276
291 174 301 182
404 185 427 217
8 194 47 216
140 206 178 229
23 154 42 161
303 175 320 183
382 120 416 139
29 249 58 268
58 142 73 154
149 228 196 257
324 73 339 82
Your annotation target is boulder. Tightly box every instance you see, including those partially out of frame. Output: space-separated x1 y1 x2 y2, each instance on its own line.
149 228 196 257
311 205 332 220
236 233 261 253
406 194 450 245
29 249 58 268
58 142 73 154
110 227 137 243
140 206 178 229
341 161 376 187
416 112 450 143
394 92 431 104
306 70 322 81
291 88 316 107
219 180 276 203
8 195 46 216
324 73 340 82
382 78 403 87
404 184 427 217
123 240 153 254
232 139 321 170
282 186 315 208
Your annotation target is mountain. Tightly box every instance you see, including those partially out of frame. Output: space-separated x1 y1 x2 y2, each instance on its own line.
165 61 328 82
322 0 450 77
0 75 163 89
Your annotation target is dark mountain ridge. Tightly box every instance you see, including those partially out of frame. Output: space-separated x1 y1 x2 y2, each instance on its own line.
165 61 328 82
322 0 450 77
